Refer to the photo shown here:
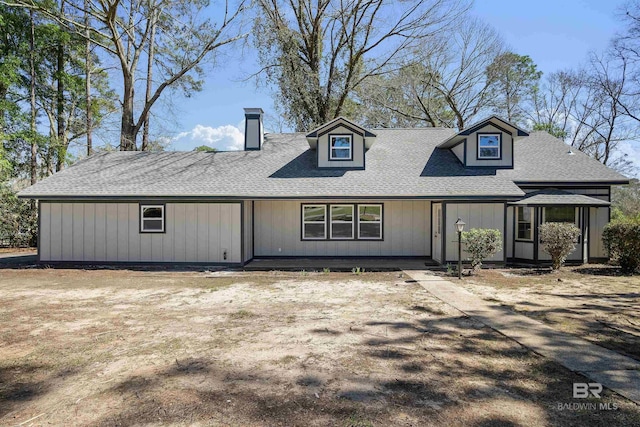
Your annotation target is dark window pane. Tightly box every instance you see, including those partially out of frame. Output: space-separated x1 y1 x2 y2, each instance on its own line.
517 223 532 240
331 148 350 159
517 207 532 240
143 207 163 218
331 137 351 148
143 219 163 230
331 205 353 221
546 207 575 223
359 223 381 239
332 223 353 238
359 206 381 222
304 223 325 238
304 206 325 222
479 147 499 158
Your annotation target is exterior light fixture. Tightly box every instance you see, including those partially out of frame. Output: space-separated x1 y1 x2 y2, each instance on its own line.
455 218 465 279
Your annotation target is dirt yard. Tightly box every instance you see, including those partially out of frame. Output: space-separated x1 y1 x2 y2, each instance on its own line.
457 265 640 362
1 267 639 426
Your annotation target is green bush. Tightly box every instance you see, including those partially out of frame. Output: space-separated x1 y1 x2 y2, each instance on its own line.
461 228 502 271
0 185 37 247
539 222 581 270
602 219 640 274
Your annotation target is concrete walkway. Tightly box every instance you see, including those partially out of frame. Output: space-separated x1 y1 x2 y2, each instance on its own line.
0 250 37 266
404 270 640 405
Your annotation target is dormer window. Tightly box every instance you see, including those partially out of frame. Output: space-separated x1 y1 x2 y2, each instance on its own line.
477 133 501 159
305 117 376 169
330 135 352 160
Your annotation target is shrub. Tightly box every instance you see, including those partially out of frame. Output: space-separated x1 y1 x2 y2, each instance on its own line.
602 219 640 274
0 185 37 247
461 228 502 271
539 222 581 270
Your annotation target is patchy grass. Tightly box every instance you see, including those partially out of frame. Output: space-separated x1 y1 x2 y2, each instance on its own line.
0 267 638 426
230 309 257 319
458 264 640 360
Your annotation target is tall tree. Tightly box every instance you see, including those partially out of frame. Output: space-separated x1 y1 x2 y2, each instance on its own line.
254 0 470 131
356 62 452 128
359 17 504 130
525 61 637 175
486 52 541 125
84 0 92 156
428 18 505 129
141 5 157 151
6 0 247 150
28 9 37 185
527 70 581 139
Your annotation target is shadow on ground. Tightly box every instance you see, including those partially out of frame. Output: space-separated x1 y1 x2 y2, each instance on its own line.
82 314 640 427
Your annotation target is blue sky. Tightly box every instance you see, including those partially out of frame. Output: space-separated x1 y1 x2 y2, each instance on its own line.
170 0 637 168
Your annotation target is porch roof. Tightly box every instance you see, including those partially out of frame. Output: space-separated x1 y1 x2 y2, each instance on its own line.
509 189 610 207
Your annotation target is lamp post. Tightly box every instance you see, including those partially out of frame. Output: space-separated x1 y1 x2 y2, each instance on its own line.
455 218 465 280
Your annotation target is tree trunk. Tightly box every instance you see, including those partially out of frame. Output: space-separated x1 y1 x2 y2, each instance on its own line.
120 76 136 150
0 84 7 132
119 0 137 151
29 9 37 185
85 0 92 156
142 6 157 151
55 0 66 172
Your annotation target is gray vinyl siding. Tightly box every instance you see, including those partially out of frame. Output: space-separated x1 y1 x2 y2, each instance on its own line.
451 142 464 164
253 200 431 257
506 206 514 258
514 241 535 259
444 203 505 262
243 200 253 262
589 207 608 258
39 202 242 263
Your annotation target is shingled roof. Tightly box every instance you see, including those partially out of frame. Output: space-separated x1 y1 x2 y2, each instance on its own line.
18 129 627 200
509 189 610 206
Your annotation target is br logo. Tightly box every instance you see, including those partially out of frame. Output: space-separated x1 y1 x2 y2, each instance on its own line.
573 382 603 398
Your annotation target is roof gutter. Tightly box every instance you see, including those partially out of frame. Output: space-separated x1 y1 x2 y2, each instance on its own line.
19 194 525 201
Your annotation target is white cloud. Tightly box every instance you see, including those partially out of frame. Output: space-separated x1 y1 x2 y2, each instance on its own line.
170 123 244 151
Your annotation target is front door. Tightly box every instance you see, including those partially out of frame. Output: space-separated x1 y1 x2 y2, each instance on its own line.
433 203 442 263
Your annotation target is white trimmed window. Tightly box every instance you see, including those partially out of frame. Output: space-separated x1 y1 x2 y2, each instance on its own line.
516 206 533 241
330 135 352 160
302 205 327 239
330 205 354 239
478 134 501 159
358 204 382 239
140 205 165 233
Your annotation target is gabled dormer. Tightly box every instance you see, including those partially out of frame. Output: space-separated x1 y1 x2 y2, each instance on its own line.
438 116 528 169
306 117 377 169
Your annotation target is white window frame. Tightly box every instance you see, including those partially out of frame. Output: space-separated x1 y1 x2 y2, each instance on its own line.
330 204 355 239
477 133 501 159
358 204 383 240
329 135 352 160
140 204 165 233
302 204 327 240
516 206 534 241
542 206 578 225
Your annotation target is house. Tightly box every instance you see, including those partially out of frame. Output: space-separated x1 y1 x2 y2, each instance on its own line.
18 108 628 266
